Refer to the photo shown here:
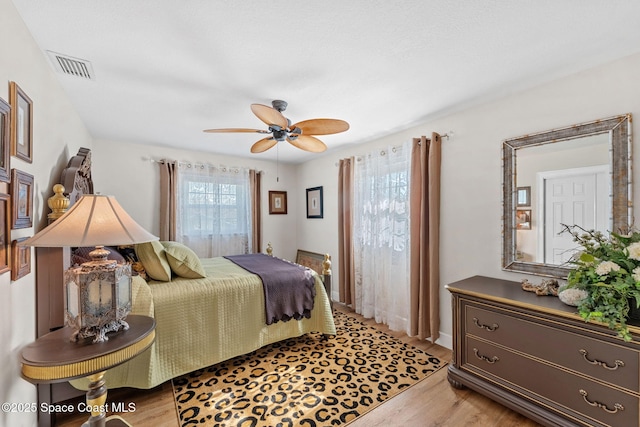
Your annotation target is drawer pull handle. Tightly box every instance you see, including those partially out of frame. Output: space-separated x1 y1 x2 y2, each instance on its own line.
579 349 625 370
473 348 499 364
473 317 499 332
579 389 624 414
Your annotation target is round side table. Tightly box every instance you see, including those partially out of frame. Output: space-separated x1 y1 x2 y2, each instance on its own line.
21 315 156 427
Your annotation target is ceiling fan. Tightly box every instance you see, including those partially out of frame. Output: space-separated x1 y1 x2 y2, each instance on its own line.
203 100 349 153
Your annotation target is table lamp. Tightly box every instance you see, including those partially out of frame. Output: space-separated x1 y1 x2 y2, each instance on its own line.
20 194 158 343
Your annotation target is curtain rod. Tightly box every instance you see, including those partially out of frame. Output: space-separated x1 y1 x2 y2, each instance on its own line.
333 131 452 166
142 157 266 175
142 157 244 172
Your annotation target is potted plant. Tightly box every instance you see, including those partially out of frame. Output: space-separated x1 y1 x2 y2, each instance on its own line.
562 225 640 342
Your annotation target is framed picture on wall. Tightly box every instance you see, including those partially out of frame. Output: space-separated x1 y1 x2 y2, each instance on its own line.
11 169 34 229
0 97 11 183
268 190 287 214
517 186 531 207
306 186 323 219
11 237 30 281
0 193 10 275
9 82 33 163
516 209 531 230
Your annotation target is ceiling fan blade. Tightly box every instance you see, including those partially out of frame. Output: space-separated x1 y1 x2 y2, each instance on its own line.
203 128 268 133
290 118 349 135
287 135 327 153
250 104 288 129
251 137 277 153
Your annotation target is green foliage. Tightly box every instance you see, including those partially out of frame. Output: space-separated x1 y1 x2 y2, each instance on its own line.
563 225 640 341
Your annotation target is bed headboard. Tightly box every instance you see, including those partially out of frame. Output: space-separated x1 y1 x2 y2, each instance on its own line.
36 147 93 336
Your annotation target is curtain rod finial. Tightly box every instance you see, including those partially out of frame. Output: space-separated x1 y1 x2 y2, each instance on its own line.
441 131 454 140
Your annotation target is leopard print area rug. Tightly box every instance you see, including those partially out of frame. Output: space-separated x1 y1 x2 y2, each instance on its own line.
172 310 446 426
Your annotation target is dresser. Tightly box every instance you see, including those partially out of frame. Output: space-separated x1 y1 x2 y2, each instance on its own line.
447 276 640 427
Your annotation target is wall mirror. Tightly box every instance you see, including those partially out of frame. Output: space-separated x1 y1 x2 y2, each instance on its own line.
502 114 632 278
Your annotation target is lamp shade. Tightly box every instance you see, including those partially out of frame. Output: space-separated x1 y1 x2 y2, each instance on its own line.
19 194 158 247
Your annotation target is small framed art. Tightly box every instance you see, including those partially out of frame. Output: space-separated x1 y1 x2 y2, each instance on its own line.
0 97 10 182
9 82 33 163
268 191 287 214
0 194 9 275
11 237 30 281
306 186 323 219
11 169 34 229
516 209 531 230
517 186 531 207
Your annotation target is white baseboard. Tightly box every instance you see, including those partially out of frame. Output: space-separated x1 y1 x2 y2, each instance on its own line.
435 331 452 350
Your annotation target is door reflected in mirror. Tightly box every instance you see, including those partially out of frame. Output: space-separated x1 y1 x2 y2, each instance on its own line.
516 133 609 265
502 114 632 278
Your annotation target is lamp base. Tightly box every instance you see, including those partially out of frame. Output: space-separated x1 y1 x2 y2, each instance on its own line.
71 319 130 344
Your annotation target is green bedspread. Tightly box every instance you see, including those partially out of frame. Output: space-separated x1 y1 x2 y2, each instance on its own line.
72 257 336 390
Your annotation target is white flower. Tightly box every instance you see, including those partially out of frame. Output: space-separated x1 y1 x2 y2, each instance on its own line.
633 267 640 282
627 242 640 261
595 261 621 276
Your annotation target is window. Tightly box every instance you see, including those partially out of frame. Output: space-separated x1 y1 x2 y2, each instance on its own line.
184 179 247 235
176 165 252 257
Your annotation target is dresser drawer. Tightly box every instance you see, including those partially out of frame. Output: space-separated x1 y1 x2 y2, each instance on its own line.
464 302 640 391
464 336 639 427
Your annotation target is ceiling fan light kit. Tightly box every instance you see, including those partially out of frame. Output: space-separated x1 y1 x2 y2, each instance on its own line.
204 100 349 153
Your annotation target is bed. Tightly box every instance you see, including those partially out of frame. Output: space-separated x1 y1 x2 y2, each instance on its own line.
35 149 335 424
72 251 335 390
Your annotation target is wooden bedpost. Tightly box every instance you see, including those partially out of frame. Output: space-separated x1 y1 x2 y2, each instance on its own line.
47 184 69 223
322 254 333 311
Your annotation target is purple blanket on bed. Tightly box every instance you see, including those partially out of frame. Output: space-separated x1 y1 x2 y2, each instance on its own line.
224 253 316 325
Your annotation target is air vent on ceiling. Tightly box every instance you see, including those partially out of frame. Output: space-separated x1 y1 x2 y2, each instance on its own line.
46 51 95 80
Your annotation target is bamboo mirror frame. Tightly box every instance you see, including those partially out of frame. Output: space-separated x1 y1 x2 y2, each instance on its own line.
502 114 632 278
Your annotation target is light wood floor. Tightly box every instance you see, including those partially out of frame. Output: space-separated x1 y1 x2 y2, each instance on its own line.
55 304 541 427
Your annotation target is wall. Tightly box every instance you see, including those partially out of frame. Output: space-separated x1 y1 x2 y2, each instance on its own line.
296 52 640 349
91 139 300 261
0 0 93 426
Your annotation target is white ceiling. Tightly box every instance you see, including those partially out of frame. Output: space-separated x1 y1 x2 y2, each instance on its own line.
10 0 640 164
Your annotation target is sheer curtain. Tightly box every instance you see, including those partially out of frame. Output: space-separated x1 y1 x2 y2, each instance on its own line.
353 141 412 333
176 163 253 257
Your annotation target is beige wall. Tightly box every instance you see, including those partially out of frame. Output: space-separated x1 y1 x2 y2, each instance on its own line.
0 0 93 425
295 52 640 348
91 139 300 261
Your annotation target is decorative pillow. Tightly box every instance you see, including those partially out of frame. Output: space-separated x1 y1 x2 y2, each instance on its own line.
71 246 125 266
162 241 206 279
134 241 171 282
